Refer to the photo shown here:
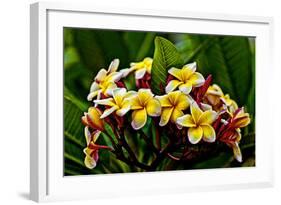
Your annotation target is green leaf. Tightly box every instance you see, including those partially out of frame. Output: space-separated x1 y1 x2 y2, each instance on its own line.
179 35 253 106
151 36 184 95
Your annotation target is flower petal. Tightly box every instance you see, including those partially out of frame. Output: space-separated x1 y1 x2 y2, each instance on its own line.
155 95 172 107
189 72 205 87
201 125 216 143
87 107 104 131
168 67 182 80
119 68 133 78
135 68 147 79
176 93 190 110
89 82 100 93
130 96 143 110
131 109 147 130
108 59 119 73
182 63 196 80
87 90 99 101
100 106 118 119
159 107 174 126
184 62 196 72
176 114 196 127
190 103 203 123
92 130 101 142
94 98 115 107
95 69 107 81
188 126 203 144
107 72 123 82
198 110 217 125
146 98 161 117
84 155 97 169
232 142 242 162
179 82 192 94
165 80 183 93
84 126 91 146
116 101 131 117
171 108 184 123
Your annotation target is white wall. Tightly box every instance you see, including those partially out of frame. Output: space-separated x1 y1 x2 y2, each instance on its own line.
0 0 280 204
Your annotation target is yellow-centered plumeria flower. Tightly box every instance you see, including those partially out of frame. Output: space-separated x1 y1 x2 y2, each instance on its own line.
87 59 123 101
120 57 153 79
176 103 217 144
156 91 191 126
130 89 161 130
205 84 238 113
165 62 205 94
94 88 136 118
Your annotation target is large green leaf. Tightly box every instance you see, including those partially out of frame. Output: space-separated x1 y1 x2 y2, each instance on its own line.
178 34 253 106
151 36 184 95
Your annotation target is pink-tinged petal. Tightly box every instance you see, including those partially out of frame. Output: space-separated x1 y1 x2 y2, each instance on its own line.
170 108 184 123
198 110 217 125
108 59 119 73
100 106 118 119
190 102 203 123
95 69 107 81
135 68 147 79
131 109 147 130
116 101 131 117
92 130 101 143
188 126 203 144
165 80 183 93
168 67 182 80
84 126 91 146
189 72 205 87
201 125 216 143
232 142 242 162
146 98 161 117
87 107 104 131
179 82 192 94
159 107 174 127
176 114 196 127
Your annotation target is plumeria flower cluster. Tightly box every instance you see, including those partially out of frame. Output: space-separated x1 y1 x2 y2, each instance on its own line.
82 58 251 169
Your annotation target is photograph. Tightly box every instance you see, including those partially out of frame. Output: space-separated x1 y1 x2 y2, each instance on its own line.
63 28 255 176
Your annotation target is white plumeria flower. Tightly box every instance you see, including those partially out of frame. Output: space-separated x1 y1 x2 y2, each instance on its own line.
94 88 136 119
120 57 153 80
165 62 205 94
87 59 123 101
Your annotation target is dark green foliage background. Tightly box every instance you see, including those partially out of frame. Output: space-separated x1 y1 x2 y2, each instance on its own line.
63 28 255 176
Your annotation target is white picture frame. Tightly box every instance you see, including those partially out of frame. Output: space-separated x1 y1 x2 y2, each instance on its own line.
30 1 274 202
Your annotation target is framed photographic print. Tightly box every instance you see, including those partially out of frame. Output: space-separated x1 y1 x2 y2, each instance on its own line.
30 2 274 202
